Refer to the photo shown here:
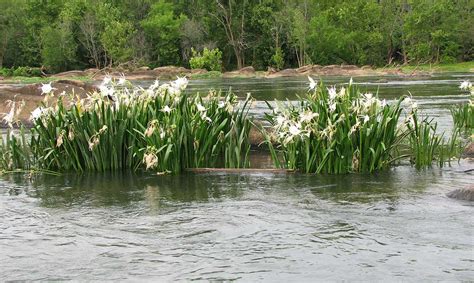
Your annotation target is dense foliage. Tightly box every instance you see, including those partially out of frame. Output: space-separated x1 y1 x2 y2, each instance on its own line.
0 0 472 72
263 79 465 173
0 77 252 173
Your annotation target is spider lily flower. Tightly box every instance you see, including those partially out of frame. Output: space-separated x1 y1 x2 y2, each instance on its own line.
41 83 54 95
161 105 172 113
118 76 127 86
173 76 188 91
30 107 46 120
102 75 112 85
299 110 319 123
363 115 370 124
196 103 206 112
328 86 337 101
2 107 14 127
459 80 472 90
308 76 317 91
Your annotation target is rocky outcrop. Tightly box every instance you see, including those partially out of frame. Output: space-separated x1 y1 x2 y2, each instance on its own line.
266 68 299 78
447 185 474 201
54 70 88 78
223 66 256 78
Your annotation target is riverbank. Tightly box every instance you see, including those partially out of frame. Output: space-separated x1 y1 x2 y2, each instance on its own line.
1 62 472 84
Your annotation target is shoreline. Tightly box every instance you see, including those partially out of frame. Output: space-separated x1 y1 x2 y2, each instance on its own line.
1 62 472 84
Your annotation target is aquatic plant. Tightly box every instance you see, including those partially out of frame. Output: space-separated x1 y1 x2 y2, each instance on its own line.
1 76 252 173
263 78 465 173
264 78 406 173
451 80 473 129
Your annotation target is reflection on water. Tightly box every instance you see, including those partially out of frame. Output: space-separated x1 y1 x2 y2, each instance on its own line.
0 160 473 281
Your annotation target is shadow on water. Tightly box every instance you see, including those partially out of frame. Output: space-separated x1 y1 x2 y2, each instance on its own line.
1 164 451 209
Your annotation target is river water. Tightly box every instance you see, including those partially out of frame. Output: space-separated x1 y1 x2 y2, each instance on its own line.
1 73 473 281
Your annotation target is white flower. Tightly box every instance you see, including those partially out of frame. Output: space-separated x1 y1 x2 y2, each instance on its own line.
161 105 172 113
308 76 317 91
30 107 46 120
289 123 301 136
329 102 336 112
459 80 472 90
328 86 337 101
102 75 112 85
380 99 387 107
349 77 353 85
2 107 14 127
299 110 319 123
150 80 160 91
196 103 206 112
118 77 126 85
41 83 54 95
218 101 225 108
363 115 370 124
173 76 188 91
276 115 286 126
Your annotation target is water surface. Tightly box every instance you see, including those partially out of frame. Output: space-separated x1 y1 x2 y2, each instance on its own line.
1 73 473 281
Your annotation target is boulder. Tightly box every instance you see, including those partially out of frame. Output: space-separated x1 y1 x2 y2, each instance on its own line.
54 70 87 78
340 64 359 70
361 65 373 70
322 65 339 70
296 65 313 73
137 66 150 71
191 68 208 75
463 142 474 158
0 76 4 80
447 185 474 201
238 66 256 74
267 67 277 74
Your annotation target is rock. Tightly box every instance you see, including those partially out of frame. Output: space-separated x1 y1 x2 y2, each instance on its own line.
322 65 339 70
190 68 208 75
223 66 256 78
361 65 373 70
447 185 474 201
238 66 256 74
55 79 98 92
272 68 299 78
0 76 4 80
137 66 150 71
249 124 266 146
340 64 359 70
84 68 99 74
296 65 313 73
54 70 87 78
267 67 277 74
463 142 474 158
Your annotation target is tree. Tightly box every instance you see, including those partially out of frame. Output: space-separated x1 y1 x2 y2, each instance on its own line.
41 22 77 72
141 0 186 66
210 0 249 70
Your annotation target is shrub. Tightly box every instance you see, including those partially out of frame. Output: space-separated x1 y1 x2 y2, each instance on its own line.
189 48 222 72
270 47 284 70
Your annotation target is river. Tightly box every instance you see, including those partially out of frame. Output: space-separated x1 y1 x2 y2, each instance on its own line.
0 73 473 281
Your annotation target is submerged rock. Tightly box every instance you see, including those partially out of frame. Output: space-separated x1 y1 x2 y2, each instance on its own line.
462 142 474 158
447 185 474 201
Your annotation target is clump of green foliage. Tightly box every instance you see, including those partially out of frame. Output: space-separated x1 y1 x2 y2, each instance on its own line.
263 79 463 173
451 80 473 130
1 77 252 174
189 48 223 72
0 67 42 77
270 48 285 70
